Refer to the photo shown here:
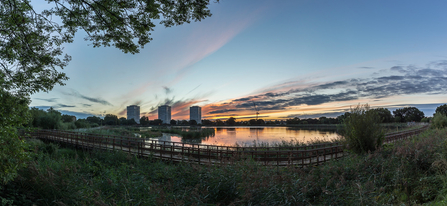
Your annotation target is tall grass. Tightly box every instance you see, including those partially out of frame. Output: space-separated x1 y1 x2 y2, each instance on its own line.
342 104 384 154
2 127 447 205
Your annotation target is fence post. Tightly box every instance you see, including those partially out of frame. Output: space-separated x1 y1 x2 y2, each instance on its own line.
198 146 201 164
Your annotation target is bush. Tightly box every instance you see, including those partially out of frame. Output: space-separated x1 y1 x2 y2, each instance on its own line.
59 122 77 130
432 112 447 129
342 104 384 154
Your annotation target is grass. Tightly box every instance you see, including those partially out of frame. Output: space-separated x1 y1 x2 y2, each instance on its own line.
1 127 447 205
83 126 162 138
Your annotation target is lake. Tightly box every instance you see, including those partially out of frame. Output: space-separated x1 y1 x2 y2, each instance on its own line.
150 126 341 146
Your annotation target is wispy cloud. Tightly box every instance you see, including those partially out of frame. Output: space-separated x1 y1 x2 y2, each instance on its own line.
35 98 58 103
55 104 76 108
203 60 447 119
62 90 112 106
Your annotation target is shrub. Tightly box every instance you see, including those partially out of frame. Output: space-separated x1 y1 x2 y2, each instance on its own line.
432 112 447 129
342 104 384 154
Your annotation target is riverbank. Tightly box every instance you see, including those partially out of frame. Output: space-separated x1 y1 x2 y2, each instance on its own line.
2 127 447 205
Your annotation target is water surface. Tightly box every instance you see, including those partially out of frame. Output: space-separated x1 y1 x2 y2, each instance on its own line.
151 126 341 146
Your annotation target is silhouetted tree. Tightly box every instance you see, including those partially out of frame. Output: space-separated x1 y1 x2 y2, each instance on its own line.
393 107 425 122
87 116 101 125
153 119 163 125
61 114 75 123
140 116 149 126
216 119 224 126
226 117 236 126
104 114 118 125
202 119 213 126
435 104 447 116
189 120 197 125
286 117 300 125
368 108 393 123
170 119 177 125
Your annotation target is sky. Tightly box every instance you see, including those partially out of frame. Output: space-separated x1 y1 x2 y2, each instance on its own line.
30 0 447 120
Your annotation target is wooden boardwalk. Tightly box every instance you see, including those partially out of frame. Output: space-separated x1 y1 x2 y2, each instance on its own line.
25 125 428 167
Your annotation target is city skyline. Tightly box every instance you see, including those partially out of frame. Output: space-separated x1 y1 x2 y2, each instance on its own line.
29 1 447 120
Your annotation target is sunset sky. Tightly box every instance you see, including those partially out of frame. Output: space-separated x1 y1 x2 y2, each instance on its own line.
30 0 447 120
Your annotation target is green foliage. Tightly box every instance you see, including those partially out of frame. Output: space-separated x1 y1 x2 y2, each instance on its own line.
86 116 102 125
0 0 218 187
104 114 118 125
393 107 425 122
140 116 149 125
61 114 75 123
152 119 163 125
432 112 447 129
369 107 394 123
342 104 384 154
0 91 30 184
3 128 447 205
74 119 90 129
435 104 447 116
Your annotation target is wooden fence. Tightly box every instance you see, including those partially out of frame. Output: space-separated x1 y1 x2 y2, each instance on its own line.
24 125 428 167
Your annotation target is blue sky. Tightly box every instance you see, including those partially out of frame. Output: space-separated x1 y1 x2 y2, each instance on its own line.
30 0 447 120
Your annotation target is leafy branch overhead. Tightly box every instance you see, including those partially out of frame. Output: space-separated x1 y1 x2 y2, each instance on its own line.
0 0 217 185
0 0 217 95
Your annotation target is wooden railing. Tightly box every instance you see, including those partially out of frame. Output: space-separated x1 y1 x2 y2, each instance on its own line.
24 125 428 167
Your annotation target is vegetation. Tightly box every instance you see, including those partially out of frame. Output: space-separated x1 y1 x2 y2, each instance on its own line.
0 90 30 184
85 127 162 138
393 107 425 122
432 112 447 129
2 128 447 205
341 104 384 154
436 104 447 116
0 0 218 186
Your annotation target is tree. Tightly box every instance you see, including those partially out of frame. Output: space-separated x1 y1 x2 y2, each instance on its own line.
0 0 218 184
140 116 149 126
127 118 137 125
318 116 327 124
0 90 30 184
342 104 384 154
393 107 425 122
1 0 218 95
435 104 447 116
119 117 128 125
368 108 393 123
226 117 236 126
180 120 188 125
61 114 75 123
202 119 213 126
170 119 177 125
189 119 197 125
249 119 257 125
286 117 300 125
152 119 163 125
104 114 118 125
87 116 101 125
215 119 224 126
75 119 90 128
432 112 447 129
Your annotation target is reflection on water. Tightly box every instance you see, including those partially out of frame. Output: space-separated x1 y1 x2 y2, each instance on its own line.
148 126 341 146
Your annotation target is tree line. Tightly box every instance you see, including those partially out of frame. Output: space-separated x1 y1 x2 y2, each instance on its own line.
26 105 447 130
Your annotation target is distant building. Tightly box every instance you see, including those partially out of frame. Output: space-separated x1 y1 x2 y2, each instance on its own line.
127 105 140 124
158 105 171 124
190 106 202 124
